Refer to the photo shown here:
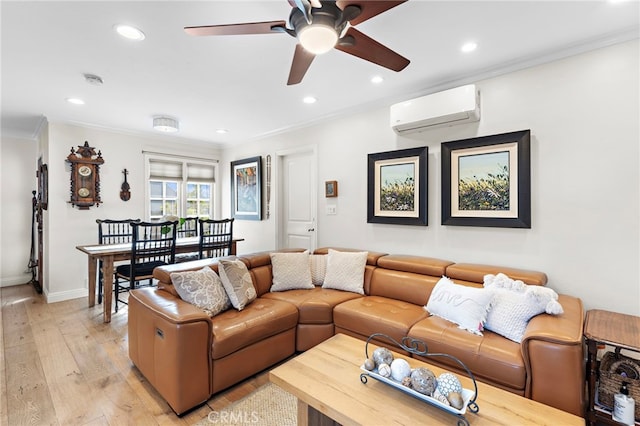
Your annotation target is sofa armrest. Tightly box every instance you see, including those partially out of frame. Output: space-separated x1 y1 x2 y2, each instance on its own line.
521 294 584 416
128 288 212 414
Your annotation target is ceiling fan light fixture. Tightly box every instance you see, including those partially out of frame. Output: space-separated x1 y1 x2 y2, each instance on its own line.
153 116 179 133
298 24 338 54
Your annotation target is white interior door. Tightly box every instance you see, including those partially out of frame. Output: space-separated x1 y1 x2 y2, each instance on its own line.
279 149 317 251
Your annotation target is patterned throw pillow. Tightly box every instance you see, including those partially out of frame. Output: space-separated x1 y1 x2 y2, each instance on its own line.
425 276 494 336
322 249 368 294
483 273 563 343
270 251 314 292
218 259 257 310
309 254 327 286
170 267 231 317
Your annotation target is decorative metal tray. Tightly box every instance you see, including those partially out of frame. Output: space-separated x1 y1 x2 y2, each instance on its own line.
359 333 479 426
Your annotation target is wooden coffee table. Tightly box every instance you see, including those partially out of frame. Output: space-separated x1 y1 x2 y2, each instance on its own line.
270 333 584 426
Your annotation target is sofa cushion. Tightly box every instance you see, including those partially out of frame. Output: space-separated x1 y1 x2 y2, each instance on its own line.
218 258 257 310
262 287 361 324
322 249 368 294
425 276 493 336
270 251 314 291
309 254 327 286
210 297 298 359
408 315 526 391
170 267 231 317
333 296 428 343
483 273 563 343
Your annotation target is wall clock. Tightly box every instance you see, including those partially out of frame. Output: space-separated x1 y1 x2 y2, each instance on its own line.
66 141 104 209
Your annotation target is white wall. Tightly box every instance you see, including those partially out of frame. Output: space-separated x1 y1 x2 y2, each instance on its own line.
43 123 221 301
223 40 639 315
0 136 38 286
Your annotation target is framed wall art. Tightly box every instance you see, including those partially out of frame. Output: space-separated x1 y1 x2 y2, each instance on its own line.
367 146 428 226
441 129 531 228
231 156 262 221
325 180 338 197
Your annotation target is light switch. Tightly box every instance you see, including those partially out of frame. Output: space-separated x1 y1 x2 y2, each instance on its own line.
326 205 337 215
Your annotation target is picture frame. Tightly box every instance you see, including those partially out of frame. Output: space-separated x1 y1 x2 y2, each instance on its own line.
325 180 338 197
37 157 48 210
367 146 428 226
230 156 262 221
441 129 531 228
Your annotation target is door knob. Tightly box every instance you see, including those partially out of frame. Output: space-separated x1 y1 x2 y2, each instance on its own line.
307 228 315 232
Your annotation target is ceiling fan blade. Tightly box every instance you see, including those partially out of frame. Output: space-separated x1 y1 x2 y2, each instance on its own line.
184 21 286 36
336 0 407 26
287 44 316 85
288 0 312 23
335 27 409 72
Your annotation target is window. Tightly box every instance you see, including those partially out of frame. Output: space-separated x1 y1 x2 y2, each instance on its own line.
146 155 216 221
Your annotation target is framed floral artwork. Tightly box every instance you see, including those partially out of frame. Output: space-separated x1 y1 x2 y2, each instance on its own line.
231 156 262 221
367 147 428 226
441 130 531 228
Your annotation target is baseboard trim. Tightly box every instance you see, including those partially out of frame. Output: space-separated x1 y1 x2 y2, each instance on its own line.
0 274 32 287
46 288 88 303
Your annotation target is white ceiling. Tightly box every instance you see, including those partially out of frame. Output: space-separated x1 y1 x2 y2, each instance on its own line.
2 1 638 146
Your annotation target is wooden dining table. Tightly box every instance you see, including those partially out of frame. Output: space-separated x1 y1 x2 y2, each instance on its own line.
76 237 243 323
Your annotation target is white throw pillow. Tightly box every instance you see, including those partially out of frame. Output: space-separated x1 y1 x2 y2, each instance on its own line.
322 249 368 294
170 267 231 317
218 259 257 310
309 254 327 286
425 276 494 336
483 273 563 343
270 251 314 292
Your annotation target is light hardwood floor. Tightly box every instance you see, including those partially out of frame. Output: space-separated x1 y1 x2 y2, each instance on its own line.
1 283 270 425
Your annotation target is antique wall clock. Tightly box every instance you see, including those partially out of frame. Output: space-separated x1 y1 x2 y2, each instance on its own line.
66 141 104 209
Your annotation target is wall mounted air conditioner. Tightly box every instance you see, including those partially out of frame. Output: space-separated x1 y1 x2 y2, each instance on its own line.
390 84 480 135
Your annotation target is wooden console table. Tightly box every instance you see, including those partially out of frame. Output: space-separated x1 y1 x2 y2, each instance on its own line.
584 309 640 425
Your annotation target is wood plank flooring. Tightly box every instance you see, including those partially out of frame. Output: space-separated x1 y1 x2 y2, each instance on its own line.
1 284 270 425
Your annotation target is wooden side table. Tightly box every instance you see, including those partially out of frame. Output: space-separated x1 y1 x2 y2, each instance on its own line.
584 309 640 425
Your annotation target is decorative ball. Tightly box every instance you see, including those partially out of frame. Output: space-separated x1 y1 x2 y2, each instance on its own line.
390 359 412 382
372 347 394 367
410 367 437 396
447 391 464 410
432 389 451 406
436 372 462 397
363 358 375 371
401 376 412 388
377 363 391 378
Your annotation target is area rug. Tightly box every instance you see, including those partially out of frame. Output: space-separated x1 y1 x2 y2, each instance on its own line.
194 383 296 426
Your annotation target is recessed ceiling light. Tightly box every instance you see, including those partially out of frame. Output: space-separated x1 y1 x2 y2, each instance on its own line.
303 96 317 104
216 129 228 134
371 76 384 84
114 24 145 41
461 41 478 53
66 98 85 105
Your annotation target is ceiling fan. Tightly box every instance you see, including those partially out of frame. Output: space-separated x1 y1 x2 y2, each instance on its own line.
185 0 410 85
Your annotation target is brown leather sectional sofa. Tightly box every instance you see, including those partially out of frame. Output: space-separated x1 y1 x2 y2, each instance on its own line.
127 248 585 416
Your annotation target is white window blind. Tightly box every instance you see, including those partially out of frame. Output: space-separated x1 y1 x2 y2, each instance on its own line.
187 163 215 182
149 159 182 179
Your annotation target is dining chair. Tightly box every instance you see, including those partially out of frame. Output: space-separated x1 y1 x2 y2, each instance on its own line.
96 218 140 304
176 217 199 238
175 217 200 263
199 218 234 259
114 220 178 312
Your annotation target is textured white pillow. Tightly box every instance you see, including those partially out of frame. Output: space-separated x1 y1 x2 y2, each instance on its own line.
218 259 257 310
270 251 314 292
170 267 231 317
322 249 368 294
309 254 327 286
483 273 563 343
425 276 494 336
